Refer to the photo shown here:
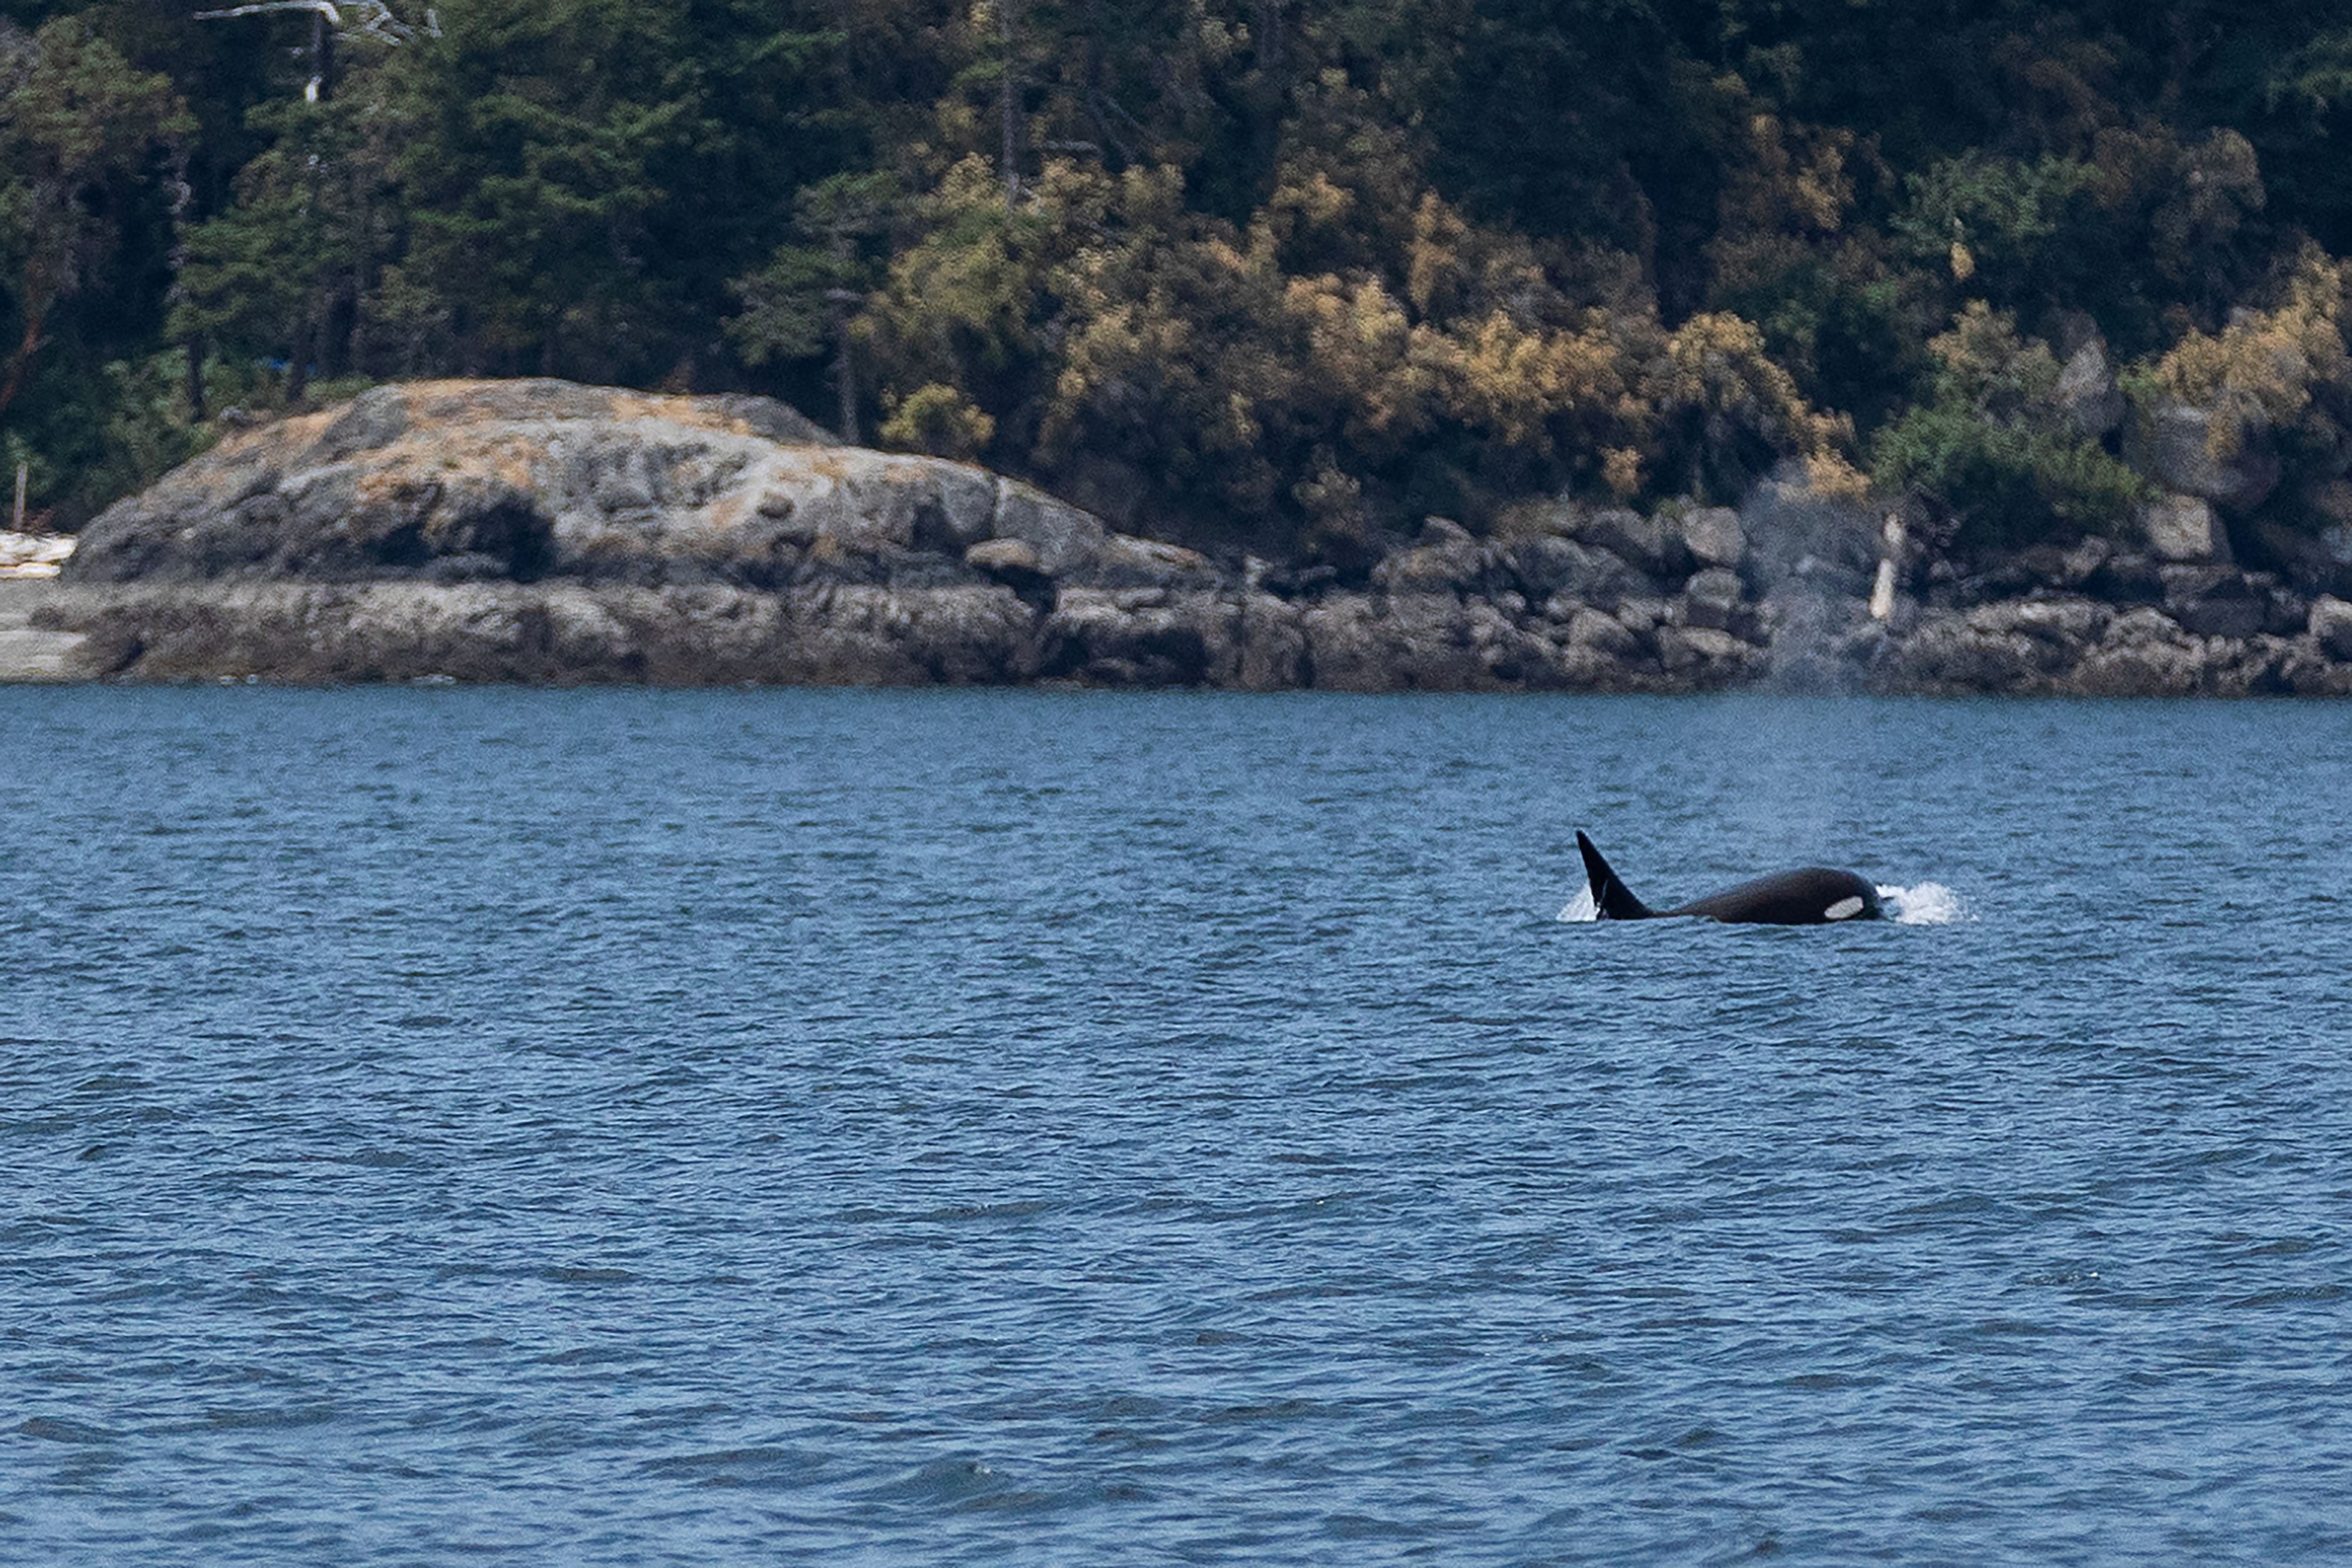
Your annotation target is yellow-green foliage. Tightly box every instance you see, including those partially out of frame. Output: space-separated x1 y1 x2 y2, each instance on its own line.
860 155 1094 394
844 39 1873 543
1705 96 1863 296
880 382 996 460
35 0 2352 551
984 158 1859 535
1927 302 2064 416
2141 247 2349 459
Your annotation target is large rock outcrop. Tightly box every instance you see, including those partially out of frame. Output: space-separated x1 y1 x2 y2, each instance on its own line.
24 378 2352 694
66 378 1204 596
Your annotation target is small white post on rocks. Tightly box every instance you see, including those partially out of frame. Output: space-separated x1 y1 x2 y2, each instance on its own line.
12 462 25 533
1869 512 1905 620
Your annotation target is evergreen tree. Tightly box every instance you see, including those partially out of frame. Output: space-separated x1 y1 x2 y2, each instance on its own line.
15 0 2352 559
0 14 192 515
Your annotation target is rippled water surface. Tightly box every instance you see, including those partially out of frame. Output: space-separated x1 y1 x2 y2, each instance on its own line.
5 688 2351 1564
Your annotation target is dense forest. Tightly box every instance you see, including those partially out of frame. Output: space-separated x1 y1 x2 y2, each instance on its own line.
8 0 2352 567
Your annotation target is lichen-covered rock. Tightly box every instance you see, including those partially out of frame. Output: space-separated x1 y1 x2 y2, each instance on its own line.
36 378 2352 693
68 379 1182 597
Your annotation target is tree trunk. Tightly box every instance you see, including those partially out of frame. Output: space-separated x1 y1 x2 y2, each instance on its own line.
185 335 206 420
1255 0 1285 71
287 315 313 404
346 284 368 378
0 297 46 423
308 8 335 102
830 295 858 444
999 1 1021 204
347 169 370 375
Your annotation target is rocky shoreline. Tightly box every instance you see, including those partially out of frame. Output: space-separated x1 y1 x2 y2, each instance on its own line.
17 377 2352 694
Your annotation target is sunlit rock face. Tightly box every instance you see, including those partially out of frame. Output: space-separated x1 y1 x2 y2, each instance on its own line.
66 378 1185 594
26 379 2352 694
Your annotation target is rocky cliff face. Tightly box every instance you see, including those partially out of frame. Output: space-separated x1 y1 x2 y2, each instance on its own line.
33 378 2352 694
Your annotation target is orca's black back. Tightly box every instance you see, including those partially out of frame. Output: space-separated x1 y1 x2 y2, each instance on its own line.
1666 868 1882 924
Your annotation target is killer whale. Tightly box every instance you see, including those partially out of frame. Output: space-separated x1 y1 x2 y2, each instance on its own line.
1576 831 1882 925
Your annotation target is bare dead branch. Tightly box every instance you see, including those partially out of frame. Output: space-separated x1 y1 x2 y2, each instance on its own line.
193 1 420 44
193 2 340 22
1083 89 1138 166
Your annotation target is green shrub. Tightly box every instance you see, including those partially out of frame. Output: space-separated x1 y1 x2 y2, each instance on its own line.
1873 303 2145 550
1875 404 2144 550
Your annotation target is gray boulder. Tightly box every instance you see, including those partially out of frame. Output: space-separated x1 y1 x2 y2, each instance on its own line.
2279 634 2352 694
2161 566 2266 640
1677 506 1746 571
1675 566 1756 640
1373 518 1495 596
1041 587 1226 686
2054 340 2125 438
2072 607 2207 696
2139 493 2232 563
2311 595 2352 661
1966 597 2110 655
1511 536 1656 608
1296 589 1558 692
2128 400 2280 511
1883 612 2049 693
1656 625 1765 687
1576 508 1692 581
992 481 1109 578
1564 607 1641 661
1230 592 1308 690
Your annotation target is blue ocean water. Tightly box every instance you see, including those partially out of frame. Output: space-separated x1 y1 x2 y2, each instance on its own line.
2 687 2349 1565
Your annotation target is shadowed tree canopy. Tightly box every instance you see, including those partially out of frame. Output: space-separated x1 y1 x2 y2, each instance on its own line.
6 0 2352 563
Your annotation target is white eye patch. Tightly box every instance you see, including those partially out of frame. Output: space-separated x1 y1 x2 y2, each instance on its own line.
1824 895 1866 921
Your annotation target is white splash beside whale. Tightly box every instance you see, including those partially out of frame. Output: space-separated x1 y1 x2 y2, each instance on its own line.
1876 882 1965 925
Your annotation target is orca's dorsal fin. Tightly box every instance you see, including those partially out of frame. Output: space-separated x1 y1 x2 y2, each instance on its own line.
1577 831 1656 920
